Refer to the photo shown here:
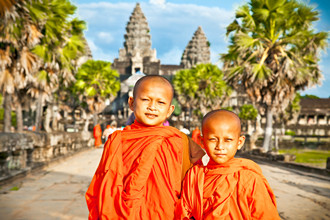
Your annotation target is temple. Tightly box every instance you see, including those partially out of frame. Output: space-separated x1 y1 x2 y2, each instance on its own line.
112 3 211 78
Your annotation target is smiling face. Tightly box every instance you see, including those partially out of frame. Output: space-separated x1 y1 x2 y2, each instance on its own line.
202 110 245 165
128 76 175 127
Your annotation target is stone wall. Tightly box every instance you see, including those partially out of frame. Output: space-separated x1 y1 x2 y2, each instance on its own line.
0 131 93 182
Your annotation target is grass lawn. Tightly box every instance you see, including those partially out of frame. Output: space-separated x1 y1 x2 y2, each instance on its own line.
278 149 330 168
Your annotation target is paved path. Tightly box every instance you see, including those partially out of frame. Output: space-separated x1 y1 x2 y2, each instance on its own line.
0 148 329 220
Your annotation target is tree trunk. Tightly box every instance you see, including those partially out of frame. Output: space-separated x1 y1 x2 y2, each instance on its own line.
35 93 43 132
16 102 23 132
93 111 98 126
249 115 262 150
3 92 12 132
44 106 51 132
274 128 279 152
81 109 90 132
262 106 273 152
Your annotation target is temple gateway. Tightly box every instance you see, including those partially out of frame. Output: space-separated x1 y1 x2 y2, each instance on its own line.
112 3 211 78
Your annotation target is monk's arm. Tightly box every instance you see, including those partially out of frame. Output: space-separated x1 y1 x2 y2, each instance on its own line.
85 139 114 219
85 171 103 219
248 175 280 220
175 172 194 220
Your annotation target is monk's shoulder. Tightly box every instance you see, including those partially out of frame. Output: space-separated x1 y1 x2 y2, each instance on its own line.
235 158 261 172
236 159 265 187
186 164 204 177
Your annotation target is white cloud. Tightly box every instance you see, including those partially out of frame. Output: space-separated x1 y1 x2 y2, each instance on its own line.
86 37 117 62
97 32 114 44
158 47 182 64
149 0 166 5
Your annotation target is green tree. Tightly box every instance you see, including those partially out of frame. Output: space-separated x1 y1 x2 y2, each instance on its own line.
173 63 232 120
239 104 259 150
221 0 328 152
301 94 319 99
73 60 120 126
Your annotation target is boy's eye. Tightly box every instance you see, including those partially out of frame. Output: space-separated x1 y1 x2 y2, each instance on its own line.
225 138 233 141
208 138 216 141
158 101 166 104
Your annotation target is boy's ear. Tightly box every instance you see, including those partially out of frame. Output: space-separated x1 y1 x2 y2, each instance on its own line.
201 136 205 149
166 104 175 118
237 135 246 150
128 97 134 111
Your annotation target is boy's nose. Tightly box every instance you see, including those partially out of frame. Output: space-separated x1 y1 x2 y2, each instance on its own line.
215 141 224 150
147 102 156 111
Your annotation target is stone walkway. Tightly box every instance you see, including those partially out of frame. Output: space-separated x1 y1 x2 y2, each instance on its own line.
0 147 329 220
0 148 101 220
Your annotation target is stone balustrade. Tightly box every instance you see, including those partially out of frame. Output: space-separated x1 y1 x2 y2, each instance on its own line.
0 131 93 182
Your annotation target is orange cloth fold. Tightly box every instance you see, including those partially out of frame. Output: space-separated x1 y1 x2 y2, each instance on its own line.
86 121 184 219
176 158 280 220
93 124 102 147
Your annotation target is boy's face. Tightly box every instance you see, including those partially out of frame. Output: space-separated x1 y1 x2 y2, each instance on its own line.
202 112 245 165
128 79 175 127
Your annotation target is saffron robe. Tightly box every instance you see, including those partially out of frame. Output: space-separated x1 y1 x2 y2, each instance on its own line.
86 121 204 219
93 124 102 147
175 158 280 220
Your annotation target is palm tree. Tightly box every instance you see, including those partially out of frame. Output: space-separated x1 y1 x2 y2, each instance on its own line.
0 0 41 132
173 63 232 120
29 0 86 131
73 60 120 127
221 0 328 152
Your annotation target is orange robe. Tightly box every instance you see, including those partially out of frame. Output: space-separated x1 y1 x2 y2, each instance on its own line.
86 121 188 219
175 158 280 220
191 128 202 147
93 124 102 147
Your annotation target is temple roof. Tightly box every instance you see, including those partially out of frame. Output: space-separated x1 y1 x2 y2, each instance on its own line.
300 98 330 115
180 26 211 69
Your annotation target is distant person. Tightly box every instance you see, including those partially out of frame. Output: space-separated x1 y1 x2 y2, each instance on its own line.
191 126 202 146
175 109 280 219
102 121 117 142
86 75 205 219
93 124 102 148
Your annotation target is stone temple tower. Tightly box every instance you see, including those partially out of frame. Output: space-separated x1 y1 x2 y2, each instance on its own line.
180 26 211 69
112 3 160 75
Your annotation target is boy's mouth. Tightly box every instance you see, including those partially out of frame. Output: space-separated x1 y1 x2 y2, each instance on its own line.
215 153 226 157
145 113 157 119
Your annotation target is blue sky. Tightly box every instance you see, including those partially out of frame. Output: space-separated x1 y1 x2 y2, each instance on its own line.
72 0 329 98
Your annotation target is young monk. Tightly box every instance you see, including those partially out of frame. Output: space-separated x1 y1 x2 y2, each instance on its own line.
175 109 280 219
86 75 205 219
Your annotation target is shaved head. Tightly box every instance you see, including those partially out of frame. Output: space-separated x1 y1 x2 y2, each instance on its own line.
202 109 242 134
133 75 174 101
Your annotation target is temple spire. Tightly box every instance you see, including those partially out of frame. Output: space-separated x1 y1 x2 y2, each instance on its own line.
117 3 158 74
181 26 211 69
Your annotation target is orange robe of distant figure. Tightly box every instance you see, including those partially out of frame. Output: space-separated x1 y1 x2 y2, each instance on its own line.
93 124 102 147
175 158 280 220
86 121 187 219
191 127 202 147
